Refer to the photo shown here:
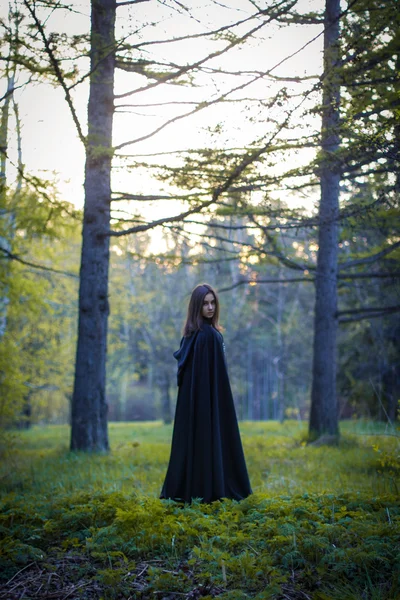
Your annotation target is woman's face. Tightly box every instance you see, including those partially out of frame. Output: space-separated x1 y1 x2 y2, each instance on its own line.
202 292 216 319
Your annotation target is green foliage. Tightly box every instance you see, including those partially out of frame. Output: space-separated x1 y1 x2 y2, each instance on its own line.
0 422 399 598
0 185 79 430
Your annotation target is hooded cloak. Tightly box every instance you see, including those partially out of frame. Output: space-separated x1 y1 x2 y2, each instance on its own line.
160 321 252 503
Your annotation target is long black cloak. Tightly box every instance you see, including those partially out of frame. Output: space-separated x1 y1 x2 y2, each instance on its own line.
160 322 252 503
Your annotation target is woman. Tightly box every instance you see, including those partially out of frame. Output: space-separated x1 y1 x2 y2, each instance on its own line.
160 283 252 503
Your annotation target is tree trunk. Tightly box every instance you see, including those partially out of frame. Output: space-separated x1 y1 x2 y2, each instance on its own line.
160 371 172 425
70 0 116 451
0 70 15 341
309 0 341 442
383 363 400 423
18 395 32 429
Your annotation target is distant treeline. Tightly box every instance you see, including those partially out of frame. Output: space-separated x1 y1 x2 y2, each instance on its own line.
2 199 397 429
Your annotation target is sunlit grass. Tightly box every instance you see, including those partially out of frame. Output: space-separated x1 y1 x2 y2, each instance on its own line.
1 420 398 501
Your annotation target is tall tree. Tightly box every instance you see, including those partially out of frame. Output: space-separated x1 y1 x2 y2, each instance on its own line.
70 0 116 451
309 0 341 441
0 4 19 341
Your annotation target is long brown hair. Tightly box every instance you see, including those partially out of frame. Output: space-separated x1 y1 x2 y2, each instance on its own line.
183 283 220 337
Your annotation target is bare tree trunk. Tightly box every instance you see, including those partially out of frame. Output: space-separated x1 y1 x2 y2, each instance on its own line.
70 0 116 451
309 0 341 442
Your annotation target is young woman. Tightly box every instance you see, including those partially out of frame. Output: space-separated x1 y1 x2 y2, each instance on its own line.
160 283 252 503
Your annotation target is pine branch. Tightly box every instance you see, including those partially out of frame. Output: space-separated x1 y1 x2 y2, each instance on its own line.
109 115 296 236
339 241 400 270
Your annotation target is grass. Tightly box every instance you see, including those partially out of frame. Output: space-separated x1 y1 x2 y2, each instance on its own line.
2 420 398 498
0 420 399 599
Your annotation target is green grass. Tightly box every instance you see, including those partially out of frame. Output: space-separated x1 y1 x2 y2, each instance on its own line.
1 420 398 499
0 420 399 599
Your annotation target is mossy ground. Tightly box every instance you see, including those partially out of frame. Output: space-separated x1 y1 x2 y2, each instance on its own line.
0 420 399 599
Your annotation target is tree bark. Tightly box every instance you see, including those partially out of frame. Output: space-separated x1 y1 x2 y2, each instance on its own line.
70 0 116 451
309 0 341 442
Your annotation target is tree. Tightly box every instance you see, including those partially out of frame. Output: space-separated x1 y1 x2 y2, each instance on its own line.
0 3 20 340
308 0 341 442
0 188 79 430
70 0 116 451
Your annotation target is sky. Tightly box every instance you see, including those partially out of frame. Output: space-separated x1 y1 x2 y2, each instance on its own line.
2 0 327 223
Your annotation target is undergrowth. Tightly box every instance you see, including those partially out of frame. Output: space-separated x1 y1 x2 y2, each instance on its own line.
0 420 399 599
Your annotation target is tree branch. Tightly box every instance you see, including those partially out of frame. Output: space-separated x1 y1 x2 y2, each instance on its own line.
219 277 314 292
23 0 85 144
108 137 282 236
339 241 400 270
116 0 150 5
120 7 268 50
338 305 400 323
0 246 79 278
338 271 400 280
111 191 209 202
219 271 400 294
114 72 271 149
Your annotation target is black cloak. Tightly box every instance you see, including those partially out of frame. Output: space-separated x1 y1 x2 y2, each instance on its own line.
160 321 252 503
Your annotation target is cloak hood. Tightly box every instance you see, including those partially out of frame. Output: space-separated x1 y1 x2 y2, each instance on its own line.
173 332 199 386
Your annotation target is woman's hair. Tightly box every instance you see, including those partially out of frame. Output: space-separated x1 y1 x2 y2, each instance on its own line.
183 283 220 337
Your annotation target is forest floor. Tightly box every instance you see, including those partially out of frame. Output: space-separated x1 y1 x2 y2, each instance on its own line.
0 420 399 600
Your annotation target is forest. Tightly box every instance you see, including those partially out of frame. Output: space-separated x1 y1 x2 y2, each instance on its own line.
0 0 399 598
0 0 399 438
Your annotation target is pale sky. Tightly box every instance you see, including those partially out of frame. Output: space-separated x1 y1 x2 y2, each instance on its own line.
2 0 326 220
